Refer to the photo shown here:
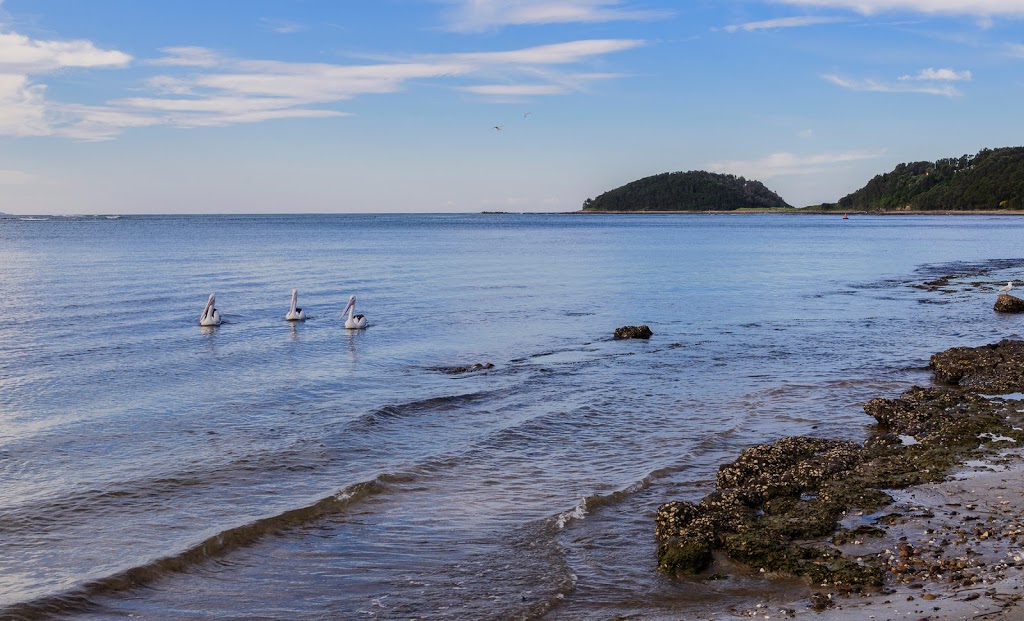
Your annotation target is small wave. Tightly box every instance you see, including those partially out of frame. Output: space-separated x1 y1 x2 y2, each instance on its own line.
555 498 588 529
0 474 404 620
352 390 496 427
553 478 655 531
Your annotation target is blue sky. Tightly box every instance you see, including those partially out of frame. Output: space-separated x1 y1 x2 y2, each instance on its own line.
1 0 1022 213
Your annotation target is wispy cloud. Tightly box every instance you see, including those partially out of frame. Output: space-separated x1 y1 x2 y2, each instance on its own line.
446 39 644 64
258 18 307 34
441 0 671 32
459 84 568 96
773 0 1024 17
898 67 972 81
1008 43 1024 58
0 4 643 142
147 46 221 68
103 39 643 136
723 16 849 33
0 168 36 184
708 150 886 178
824 73 962 96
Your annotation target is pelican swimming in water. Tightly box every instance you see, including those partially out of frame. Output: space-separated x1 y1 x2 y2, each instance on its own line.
999 281 1014 295
285 289 305 321
342 295 367 329
199 293 222 326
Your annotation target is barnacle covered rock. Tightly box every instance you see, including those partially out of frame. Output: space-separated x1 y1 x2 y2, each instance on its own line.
930 339 1024 393
656 341 1024 588
994 294 1024 313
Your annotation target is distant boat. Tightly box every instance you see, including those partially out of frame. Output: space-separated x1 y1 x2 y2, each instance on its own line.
843 213 849 220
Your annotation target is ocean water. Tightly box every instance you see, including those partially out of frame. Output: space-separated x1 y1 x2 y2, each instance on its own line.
1 213 1022 620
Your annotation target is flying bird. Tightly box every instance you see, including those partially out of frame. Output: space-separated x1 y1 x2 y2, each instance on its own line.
493 125 503 132
523 112 531 118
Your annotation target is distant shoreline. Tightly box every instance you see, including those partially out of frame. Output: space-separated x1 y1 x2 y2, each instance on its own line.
569 209 1024 216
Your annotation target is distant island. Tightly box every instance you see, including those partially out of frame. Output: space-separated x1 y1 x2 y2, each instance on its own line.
815 146 1024 212
580 171 791 212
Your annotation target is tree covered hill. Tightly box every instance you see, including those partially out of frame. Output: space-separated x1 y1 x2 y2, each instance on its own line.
821 147 1024 212
581 171 792 212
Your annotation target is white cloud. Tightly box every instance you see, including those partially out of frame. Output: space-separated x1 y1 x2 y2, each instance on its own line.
723 16 849 32
1008 43 1024 58
774 0 1024 17
0 3 642 140
824 73 961 96
0 73 51 136
0 32 131 73
708 150 886 178
442 0 671 32
898 67 972 81
0 28 133 139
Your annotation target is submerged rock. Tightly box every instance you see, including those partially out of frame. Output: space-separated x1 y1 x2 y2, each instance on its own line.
434 362 494 374
614 325 652 339
994 293 1024 313
930 339 1024 393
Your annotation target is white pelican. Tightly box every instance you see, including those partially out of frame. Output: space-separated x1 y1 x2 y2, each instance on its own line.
199 293 222 326
343 295 367 329
999 281 1014 295
285 289 305 321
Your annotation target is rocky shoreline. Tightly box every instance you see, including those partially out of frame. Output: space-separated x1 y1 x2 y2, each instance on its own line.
655 339 1024 620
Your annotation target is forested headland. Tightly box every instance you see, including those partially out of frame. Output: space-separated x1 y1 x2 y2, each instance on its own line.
816 147 1024 212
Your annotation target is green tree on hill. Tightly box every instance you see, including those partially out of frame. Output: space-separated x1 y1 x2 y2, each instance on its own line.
825 147 1024 211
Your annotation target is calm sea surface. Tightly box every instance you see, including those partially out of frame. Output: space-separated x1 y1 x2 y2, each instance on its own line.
1 213 1022 620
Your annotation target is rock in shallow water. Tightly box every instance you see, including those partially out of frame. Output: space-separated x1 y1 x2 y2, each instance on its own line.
613 325 652 339
930 338 1024 393
994 293 1024 313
